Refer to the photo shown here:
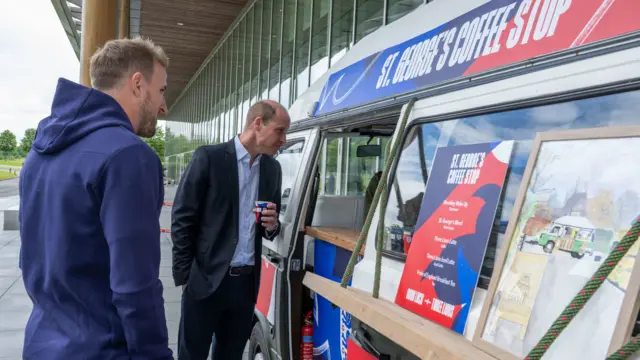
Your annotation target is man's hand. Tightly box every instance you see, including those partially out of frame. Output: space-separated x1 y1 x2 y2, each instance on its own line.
261 202 278 232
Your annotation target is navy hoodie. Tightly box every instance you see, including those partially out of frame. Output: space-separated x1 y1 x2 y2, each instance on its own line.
18 78 173 360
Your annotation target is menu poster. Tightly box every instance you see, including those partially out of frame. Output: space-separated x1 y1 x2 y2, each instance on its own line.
395 141 514 334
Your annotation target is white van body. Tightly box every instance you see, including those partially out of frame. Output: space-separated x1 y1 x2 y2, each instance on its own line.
247 0 640 358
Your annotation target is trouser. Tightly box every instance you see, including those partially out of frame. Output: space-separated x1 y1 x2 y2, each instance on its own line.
177 270 255 360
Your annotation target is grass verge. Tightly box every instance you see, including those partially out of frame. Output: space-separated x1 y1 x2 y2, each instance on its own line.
0 170 17 181
0 158 24 167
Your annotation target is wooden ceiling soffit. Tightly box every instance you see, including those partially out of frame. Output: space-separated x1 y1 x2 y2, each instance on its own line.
139 0 249 108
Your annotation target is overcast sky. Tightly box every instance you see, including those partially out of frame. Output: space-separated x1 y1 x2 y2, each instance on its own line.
0 0 79 141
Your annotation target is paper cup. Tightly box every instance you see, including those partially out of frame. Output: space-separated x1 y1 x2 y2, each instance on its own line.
255 201 269 223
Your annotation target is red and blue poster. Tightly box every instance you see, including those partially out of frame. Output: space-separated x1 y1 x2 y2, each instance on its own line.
395 141 514 334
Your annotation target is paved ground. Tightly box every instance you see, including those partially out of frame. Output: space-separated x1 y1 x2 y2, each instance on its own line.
0 182 250 359
0 178 19 198
0 230 24 360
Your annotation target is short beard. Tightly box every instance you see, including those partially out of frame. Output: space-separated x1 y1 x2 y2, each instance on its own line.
136 94 157 138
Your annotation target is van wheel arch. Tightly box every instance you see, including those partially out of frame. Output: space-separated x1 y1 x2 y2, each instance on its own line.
543 241 555 253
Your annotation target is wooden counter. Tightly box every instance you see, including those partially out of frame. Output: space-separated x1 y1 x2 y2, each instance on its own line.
305 226 364 255
303 272 498 360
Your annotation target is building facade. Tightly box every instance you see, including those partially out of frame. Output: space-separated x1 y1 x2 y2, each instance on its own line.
164 0 429 182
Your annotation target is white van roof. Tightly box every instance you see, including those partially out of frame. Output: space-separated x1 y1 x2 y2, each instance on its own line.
554 216 596 230
288 0 485 123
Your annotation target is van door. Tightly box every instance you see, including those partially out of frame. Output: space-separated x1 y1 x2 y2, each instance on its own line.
253 128 319 360
265 128 319 258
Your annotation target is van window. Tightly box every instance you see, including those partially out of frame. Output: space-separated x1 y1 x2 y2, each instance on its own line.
311 134 391 232
383 89 640 288
319 136 390 197
275 140 305 215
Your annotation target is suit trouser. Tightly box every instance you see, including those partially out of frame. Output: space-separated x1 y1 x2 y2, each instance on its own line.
177 271 255 360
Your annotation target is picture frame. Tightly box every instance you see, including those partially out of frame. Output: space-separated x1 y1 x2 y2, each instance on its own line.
472 126 640 360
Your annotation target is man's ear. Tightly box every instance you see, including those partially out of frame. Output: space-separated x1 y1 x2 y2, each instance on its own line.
254 116 263 130
131 72 143 98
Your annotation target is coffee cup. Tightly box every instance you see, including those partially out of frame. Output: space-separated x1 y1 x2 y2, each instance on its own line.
254 201 269 223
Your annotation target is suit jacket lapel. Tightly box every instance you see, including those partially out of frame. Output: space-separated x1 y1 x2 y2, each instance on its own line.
225 140 239 236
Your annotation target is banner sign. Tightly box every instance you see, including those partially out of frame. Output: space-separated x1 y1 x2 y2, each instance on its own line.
314 0 638 116
395 141 514 334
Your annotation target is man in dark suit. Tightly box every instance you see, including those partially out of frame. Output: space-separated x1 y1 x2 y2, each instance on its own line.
171 100 290 360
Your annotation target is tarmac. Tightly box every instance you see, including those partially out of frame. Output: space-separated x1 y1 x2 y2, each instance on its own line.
0 179 250 359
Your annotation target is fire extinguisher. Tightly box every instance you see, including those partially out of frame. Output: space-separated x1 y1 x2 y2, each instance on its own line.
301 311 313 360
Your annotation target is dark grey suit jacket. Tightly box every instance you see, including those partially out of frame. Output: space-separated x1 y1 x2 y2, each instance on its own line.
171 139 282 301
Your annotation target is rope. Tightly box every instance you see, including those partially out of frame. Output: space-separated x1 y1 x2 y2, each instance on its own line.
340 98 417 297
525 218 640 360
607 335 640 360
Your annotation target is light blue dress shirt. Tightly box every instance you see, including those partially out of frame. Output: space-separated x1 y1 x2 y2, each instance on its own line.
231 136 262 267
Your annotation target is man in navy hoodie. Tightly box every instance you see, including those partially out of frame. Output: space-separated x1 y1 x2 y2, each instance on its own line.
18 37 173 359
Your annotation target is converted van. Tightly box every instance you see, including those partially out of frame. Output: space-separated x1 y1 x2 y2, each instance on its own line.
536 216 596 258
243 0 640 359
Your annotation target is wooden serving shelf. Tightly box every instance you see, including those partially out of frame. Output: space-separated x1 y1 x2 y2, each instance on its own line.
303 272 498 360
305 226 364 255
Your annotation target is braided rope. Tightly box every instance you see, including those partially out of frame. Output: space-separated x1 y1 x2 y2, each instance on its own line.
525 218 640 360
340 99 416 295
607 335 640 360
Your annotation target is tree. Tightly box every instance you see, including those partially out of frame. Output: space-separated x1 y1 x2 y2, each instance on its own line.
142 125 165 166
0 130 17 154
529 151 559 193
20 128 36 153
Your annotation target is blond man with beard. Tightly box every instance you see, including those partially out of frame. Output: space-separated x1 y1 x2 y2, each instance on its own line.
18 37 173 359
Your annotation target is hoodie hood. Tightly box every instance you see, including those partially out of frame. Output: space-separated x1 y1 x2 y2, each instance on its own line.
33 78 134 154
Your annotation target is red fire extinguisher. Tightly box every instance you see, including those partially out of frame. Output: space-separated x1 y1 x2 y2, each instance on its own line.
301 311 314 360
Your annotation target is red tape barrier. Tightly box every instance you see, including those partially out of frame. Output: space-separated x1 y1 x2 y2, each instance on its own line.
163 202 173 207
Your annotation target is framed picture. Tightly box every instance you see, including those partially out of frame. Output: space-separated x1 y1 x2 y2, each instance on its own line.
472 126 640 360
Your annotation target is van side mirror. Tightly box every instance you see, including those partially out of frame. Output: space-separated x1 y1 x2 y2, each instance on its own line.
357 144 381 158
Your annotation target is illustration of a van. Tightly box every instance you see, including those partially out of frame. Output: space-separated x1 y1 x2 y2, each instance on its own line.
537 216 596 259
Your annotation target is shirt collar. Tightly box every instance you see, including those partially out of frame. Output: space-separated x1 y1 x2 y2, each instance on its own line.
234 136 261 163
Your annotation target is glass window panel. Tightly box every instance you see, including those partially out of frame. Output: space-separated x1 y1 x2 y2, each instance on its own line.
202 67 208 145
251 2 261 104
275 140 306 216
295 0 311 99
223 43 229 142
355 0 383 43
269 0 283 101
236 19 242 140
386 0 422 24
260 0 272 99
208 62 215 144
280 0 295 108
320 138 339 195
245 8 255 106
238 18 247 123
230 28 239 137
197 76 204 145
345 135 384 196
310 0 329 85
240 17 251 129
213 53 220 144
330 0 354 66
